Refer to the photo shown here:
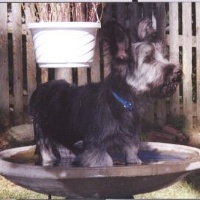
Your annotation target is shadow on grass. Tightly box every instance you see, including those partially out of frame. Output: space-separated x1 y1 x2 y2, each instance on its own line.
186 169 200 192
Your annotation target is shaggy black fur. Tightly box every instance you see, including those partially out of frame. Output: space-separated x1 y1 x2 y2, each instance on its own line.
30 19 182 167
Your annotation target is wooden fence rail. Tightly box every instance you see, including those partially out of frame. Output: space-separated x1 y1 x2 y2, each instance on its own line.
0 2 200 132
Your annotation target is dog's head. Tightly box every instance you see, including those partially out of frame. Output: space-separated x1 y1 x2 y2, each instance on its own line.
127 18 182 97
102 19 182 97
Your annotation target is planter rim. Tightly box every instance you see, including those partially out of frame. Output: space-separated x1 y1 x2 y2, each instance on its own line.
28 22 101 30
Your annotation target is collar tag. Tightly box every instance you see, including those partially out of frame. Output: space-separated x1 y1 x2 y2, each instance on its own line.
112 91 133 111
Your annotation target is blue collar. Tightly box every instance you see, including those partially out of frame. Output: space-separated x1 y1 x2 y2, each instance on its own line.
112 91 133 111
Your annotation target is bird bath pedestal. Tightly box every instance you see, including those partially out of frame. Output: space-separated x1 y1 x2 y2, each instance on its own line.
0 142 200 198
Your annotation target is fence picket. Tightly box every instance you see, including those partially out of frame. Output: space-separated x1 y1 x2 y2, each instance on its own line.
25 3 37 103
143 3 152 19
55 69 72 83
41 68 48 83
77 5 89 86
102 4 112 78
129 3 142 42
155 3 167 126
77 68 88 86
169 3 180 116
91 31 101 83
182 3 193 127
156 3 166 41
12 3 23 124
0 4 9 126
196 3 200 121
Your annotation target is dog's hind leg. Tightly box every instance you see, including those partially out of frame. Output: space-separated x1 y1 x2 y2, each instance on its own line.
33 119 60 166
78 149 113 167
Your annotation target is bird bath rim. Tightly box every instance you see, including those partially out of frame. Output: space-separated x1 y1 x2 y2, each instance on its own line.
0 142 200 198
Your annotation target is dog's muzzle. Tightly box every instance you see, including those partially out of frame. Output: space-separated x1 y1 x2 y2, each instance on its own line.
172 70 182 83
162 68 182 96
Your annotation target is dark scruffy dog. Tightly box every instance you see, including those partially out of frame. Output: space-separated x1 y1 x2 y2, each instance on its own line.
30 18 182 167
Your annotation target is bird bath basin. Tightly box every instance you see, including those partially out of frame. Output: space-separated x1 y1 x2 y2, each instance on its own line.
0 142 200 198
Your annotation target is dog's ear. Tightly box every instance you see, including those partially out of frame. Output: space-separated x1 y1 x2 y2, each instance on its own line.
136 18 157 42
101 20 132 62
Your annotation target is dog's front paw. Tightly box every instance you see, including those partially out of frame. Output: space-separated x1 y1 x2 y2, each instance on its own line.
126 157 142 165
124 145 142 165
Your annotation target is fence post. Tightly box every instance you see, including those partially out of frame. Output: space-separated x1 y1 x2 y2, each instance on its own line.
0 4 9 127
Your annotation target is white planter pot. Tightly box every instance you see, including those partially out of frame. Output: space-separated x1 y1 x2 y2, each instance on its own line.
28 22 101 68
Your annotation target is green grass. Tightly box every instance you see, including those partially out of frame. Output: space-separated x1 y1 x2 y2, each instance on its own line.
1 174 200 199
135 180 200 199
0 176 63 199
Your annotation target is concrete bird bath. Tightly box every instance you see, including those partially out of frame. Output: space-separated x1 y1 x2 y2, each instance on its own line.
0 142 200 198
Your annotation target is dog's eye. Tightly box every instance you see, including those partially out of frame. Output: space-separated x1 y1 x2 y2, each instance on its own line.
144 56 152 63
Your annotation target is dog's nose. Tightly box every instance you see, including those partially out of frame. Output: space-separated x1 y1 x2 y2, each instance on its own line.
173 69 182 82
176 70 182 76
174 68 182 76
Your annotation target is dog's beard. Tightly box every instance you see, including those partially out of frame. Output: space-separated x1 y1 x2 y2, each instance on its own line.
149 79 180 97
159 71 182 96
160 81 179 96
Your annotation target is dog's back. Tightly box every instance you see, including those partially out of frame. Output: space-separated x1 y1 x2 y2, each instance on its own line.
30 79 100 150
